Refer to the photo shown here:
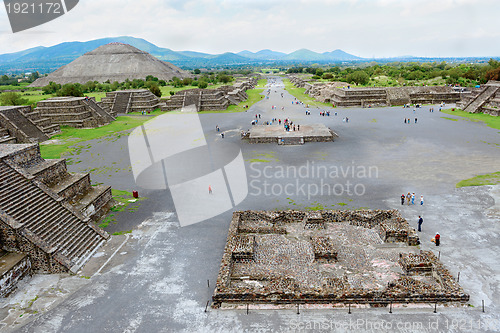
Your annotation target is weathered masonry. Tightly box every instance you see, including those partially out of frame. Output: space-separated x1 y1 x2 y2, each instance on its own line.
0 144 113 274
213 210 469 307
458 80 500 116
36 96 115 128
0 106 60 144
288 75 463 107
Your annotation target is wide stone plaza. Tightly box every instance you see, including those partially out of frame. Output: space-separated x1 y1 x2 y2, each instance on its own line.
0 76 499 332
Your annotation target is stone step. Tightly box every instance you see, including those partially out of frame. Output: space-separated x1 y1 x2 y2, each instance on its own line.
0 135 16 144
0 161 106 272
51 173 91 201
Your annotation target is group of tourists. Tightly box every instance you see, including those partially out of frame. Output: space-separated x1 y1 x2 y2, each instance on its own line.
401 192 423 206
404 118 418 123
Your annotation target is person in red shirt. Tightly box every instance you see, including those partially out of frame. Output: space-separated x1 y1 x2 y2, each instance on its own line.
435 233 440 246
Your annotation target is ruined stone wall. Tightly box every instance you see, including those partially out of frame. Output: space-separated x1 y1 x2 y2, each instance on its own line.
213 210 467 306
0 254 32 297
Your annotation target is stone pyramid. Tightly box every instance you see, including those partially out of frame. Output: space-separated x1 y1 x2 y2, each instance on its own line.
30 43 192 87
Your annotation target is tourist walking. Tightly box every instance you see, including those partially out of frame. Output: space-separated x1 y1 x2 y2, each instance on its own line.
418 216 423 232
401 194 405 205
406 192 411 205
208 185 212 194
420 195 424 205
434 233 440 246
411 193 415 205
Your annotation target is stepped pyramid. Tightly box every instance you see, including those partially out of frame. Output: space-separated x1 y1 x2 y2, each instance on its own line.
30 43 192 87
0 144 113 273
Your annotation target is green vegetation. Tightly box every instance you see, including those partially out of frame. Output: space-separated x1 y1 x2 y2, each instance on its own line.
112 230 133 235
0 92 28 106
287 59 500 87
440 108 500 130
40 115 155 159
100 189 147 229
245 151 279 163
441 117 458 121
282 78 332 107
456 172 500 187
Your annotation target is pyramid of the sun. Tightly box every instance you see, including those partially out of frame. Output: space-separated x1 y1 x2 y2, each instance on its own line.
30 43 192 87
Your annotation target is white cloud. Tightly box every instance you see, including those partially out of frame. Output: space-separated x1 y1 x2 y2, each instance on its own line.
0 0 499 57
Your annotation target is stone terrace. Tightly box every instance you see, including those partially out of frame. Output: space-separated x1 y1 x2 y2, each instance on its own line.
36 96 115 128
0 144 113 273
164 78 257 112
289 75 463 107
458 80 500 116
213 210 469 307
101 89 162 114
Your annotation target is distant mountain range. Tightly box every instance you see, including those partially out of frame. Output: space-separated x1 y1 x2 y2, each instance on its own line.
0 36 496 75
0 36 363 74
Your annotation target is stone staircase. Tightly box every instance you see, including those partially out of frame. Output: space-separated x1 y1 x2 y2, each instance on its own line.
463 82 500 114
112 92 132 114
0 107 49 143
82 98 116 124
0 144 112 273
0 126 16 144
21 110 61 136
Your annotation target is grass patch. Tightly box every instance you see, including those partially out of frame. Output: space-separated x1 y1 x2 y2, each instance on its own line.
100 189 147 229
40 115 155 159
282 79 332 108
456 172 500 187
305 202 326 211
112 230 132 236
441 117 458 121
440 108 500 130
245 151 279 163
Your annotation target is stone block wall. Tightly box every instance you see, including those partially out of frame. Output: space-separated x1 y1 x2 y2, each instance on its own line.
0 253 32 297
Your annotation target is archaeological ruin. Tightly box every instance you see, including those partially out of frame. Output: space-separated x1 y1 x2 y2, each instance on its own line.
288 75 464 107
457 80 500 116
30 43 192 87
164 78 258 112
213 210 469 307
101 89 163 114
242 124 337 145
0 106 60 144
0 144 113 276
36 96 115 128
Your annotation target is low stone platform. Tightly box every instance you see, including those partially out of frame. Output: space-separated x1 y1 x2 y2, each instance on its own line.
212 210 469 307
245 124 336 145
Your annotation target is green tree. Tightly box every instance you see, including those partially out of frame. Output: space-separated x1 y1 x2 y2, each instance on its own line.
42 82 61 94
198 81 208 89
57 83 83 97
346 71 369 85
193 69 201 74
148 83 162 97
0 92 29 106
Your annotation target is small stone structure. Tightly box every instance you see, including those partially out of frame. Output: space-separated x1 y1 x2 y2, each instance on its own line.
243 124 337 145
457 80 500 116
289 75 463 107
213 210 469 307
0 144 113 274
101 89 162 114
164 79 257 112
0 106 60 144
36 96 115 128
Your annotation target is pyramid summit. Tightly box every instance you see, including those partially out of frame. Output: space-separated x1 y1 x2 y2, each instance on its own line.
30 43 192 87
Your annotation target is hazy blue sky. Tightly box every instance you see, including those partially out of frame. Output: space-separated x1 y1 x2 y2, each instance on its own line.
1 0 499 57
